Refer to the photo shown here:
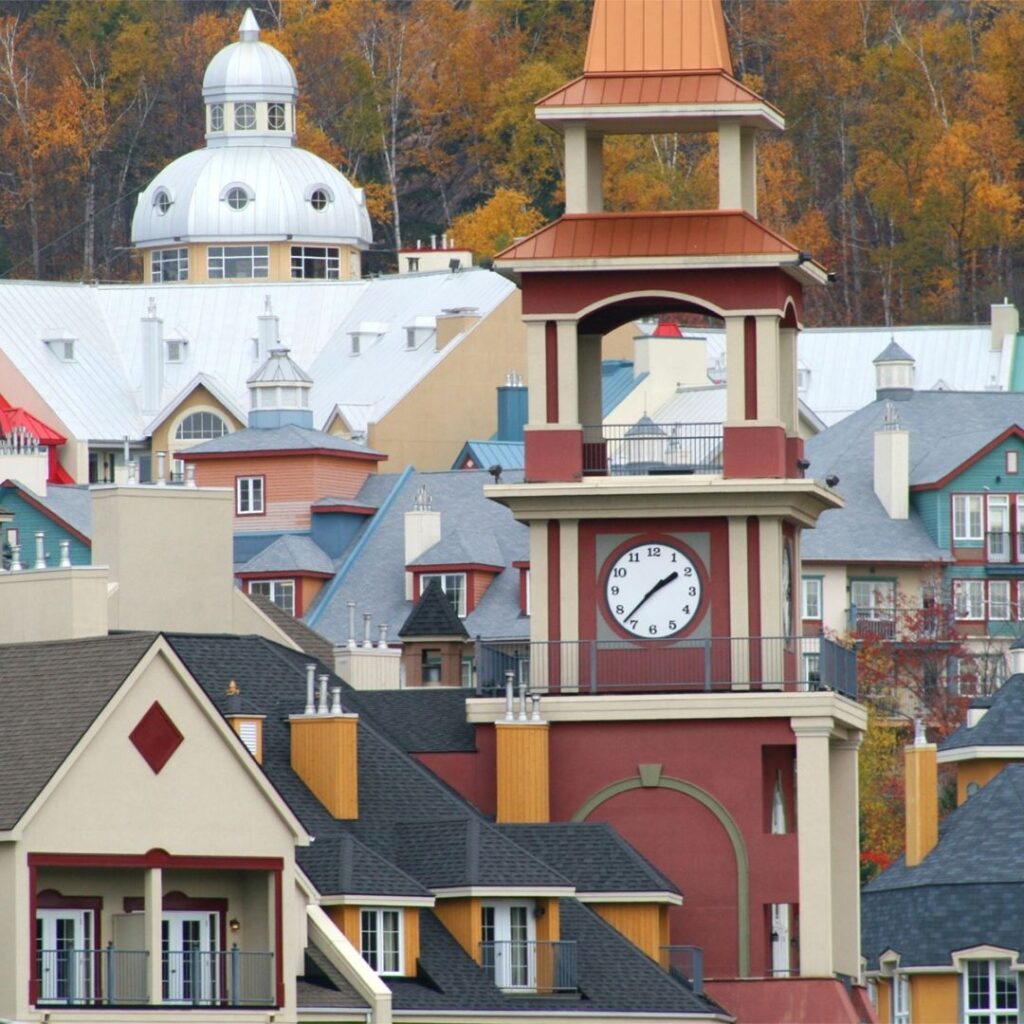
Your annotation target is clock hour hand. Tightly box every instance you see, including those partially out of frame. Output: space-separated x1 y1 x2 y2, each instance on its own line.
623 570 678 621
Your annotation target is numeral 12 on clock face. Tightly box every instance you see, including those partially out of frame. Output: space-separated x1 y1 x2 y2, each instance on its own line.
603 541 703 638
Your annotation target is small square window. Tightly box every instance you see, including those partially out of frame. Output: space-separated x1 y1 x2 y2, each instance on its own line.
1008 451 1019 475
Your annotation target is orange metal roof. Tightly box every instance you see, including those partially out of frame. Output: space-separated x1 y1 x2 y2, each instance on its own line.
537 69 774 112
585 0 733 75
497 212 799 262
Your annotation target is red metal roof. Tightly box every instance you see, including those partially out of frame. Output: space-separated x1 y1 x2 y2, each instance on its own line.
537 70 773 112
497 212 799 263
585 0 733 75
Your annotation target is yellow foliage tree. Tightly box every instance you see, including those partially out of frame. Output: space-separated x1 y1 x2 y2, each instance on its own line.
450 188 545 261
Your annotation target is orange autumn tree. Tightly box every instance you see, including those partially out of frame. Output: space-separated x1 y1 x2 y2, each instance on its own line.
450 187 545 261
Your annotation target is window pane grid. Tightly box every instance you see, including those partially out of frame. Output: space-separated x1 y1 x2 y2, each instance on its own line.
152 248 188 282
175 411 228 440
291 245 340 279
209 245 268 280
421 573 467 617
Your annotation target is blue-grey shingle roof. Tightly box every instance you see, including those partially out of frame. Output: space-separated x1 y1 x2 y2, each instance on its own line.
803 391 1024 562
942 675 1024 751
238 533 334 574
411 530 504 568
873 340 915 363
451 440 524 471
182 423 383 457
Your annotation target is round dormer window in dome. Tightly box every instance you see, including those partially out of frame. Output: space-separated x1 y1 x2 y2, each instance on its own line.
234 102 256 130
154 189 172 216
268 103 286 131
310 187 332 211
210 104 224 131
225 186 251 211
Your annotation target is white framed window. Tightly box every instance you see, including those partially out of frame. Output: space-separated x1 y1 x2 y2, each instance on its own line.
850 580 895 619
481 901 535 990
953 494 984 542
208 245 268 279
209 103 224 131
990 580 1012 621
248 579 294 616
801 577 823 620
153 189 172 216
175 411 228 441
36 908 95 1004
892 972 910 1024
151 248 188 282
770 903 791 977
964 959 1019 1024
291 245 340 279
268 102 286 130
234 102 256 130
955 579 986 620
988 495 1011 562
1008 451 1020 475
360 908 402 975
802 652 821 687
420 572 467 617
236 476 264 515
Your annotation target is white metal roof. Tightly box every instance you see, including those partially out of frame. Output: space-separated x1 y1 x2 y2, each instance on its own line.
0 271 516 444
203 10 297 103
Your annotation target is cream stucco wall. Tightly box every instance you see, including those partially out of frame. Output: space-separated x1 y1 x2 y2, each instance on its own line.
0 641 305 1022
366 290 527 470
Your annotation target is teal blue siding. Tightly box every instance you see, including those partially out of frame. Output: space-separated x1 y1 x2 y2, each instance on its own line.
0 490 90 566
912 491 944 547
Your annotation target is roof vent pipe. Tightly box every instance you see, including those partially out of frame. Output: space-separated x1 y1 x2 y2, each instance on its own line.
127 460 138 485
504 671 515 721
430 234 436 249
156 451 167 484
362 612 373 649
59 540 71 568
330 686 343 715
518 679 528 722
304 663 316 715
377 624 388 649
141 298 164 415
531 694 542 722
185 463 197 488
34 531 45 570
10 542 21 572
346 601 357 649
317 674 330 715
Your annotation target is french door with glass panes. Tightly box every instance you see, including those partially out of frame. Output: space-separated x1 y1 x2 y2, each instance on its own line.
36 909 94 1004
482 902 534 990
162 911 219 1005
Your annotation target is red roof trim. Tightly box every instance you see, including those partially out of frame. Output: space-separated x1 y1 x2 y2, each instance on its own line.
910 424 1024 492
512 560 530 570
0 480 91 547
180 448 385 463
410 562 504 573
311 503 376 516
235 570 332 581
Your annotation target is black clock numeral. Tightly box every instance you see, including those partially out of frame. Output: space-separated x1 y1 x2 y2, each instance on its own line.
682 566 693 576
670 552 677 562
682 605 691 615
627 552 640 563
688 586 697 597
612 568 627 578
610 585 619 595
648 624 658 635
615 604 624 615
647 546 661 557
668 619 677 630
629 619 639 629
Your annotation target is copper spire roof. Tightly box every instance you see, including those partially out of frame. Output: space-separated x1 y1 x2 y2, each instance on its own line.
584 0 733 75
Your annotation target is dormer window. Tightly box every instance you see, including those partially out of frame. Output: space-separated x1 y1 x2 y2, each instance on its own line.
153 190 172 216
268 103 286 130
234 102 256 130
308 187 332 211
224 185 252 211
420 572 466 617
44 337 75 362
210 104 224 131
165 337 187 363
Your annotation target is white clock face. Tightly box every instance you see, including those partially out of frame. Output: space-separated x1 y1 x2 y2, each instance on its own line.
603 540 704 638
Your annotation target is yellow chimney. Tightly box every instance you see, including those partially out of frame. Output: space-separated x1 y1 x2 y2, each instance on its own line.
225 680 265 763
290 668 359 819
905 722 937 867
496 714 550 824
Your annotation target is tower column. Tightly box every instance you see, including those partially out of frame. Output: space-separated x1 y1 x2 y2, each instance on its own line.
830 736 861 978
565 124 604 214
792 718 835 977
718 124 757 215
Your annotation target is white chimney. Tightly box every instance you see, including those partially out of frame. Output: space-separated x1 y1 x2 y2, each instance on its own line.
874 402 909 519
141 298 164 415
257 295 280 363
404 484 441 599
991 299 1019 354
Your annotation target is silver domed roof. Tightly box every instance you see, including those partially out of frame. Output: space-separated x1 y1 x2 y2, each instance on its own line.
132 146 372 248
203 9 297 104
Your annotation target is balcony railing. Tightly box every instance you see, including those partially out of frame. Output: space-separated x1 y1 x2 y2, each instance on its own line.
662 945 704 995
36 946 274 1008
480 940 577 994
475 635 857 700
582 422 723 477
848 605 957 640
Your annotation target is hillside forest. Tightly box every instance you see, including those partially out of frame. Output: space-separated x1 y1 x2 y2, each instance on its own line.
1 0 1023 326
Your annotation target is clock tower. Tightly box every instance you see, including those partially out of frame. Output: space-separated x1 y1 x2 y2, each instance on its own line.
479 1 870 1016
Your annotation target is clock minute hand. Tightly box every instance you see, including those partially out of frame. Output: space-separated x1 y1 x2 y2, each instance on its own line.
623 570 679 621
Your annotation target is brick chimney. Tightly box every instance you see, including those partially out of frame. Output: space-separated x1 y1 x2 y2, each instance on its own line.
905 720 937 867
289 665 359 819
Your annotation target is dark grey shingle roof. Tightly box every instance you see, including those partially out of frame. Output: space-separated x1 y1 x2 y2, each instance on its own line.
398 578 468 638
411 529 504 568
182 423 383 457
340 688 476 752
873 340 914 363
298 946 369 1010
246 592 337 668
942 675 1024 750
0 632 156 829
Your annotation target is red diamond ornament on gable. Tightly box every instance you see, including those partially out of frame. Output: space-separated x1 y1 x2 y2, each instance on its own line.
129 701 184 774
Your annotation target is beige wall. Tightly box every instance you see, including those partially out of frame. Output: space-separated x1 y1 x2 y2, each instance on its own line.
150 385 245 481
141 240 362 284
366 290 526 470
3 642 303 1021
805 562 933 637
0 567 109 642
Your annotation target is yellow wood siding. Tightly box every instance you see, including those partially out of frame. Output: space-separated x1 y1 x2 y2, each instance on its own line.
594 903 664 961
289 715 358 819
142 241 362 284
957 758 1007 804
404 908 420 975
905 743 937 866
495 722 550 823
534 897 560 944
912 973 959 1024
875 978 891 1024
433 897 482 962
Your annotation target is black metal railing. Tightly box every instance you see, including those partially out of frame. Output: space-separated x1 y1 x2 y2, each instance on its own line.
475 635 857 700
582 422 723 477
36 946 273 1008
662 945 704 995
847 605 957 640
480 940 577 993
